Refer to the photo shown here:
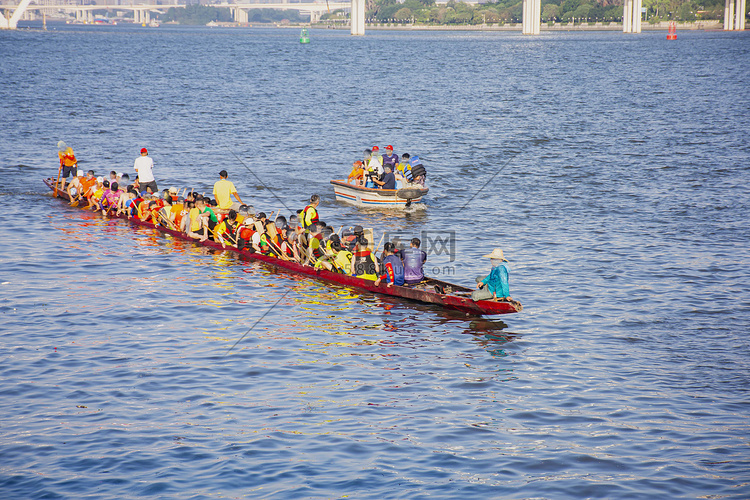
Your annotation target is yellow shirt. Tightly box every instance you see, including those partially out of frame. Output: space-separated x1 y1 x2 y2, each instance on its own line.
213 179 237 210
189 207 202 232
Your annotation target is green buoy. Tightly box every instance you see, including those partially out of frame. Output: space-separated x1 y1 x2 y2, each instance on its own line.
300 28 310 44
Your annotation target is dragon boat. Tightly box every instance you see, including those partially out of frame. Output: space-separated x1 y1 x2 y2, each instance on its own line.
44 178 521 316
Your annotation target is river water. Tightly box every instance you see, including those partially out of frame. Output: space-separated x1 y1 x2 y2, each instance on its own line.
1 24 749 499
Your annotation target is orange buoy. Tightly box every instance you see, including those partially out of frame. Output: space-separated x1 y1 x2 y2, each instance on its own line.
667 21 677 40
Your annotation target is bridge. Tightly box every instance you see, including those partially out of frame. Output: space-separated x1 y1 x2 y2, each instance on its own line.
0 1 358 29
1 0 745 34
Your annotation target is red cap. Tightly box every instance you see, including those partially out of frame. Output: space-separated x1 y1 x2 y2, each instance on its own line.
385 145 393 150
140 147 148 154
372 146 379 151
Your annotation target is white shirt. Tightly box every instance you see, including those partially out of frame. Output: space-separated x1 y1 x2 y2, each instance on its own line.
368 156 383 178
134 155 155 183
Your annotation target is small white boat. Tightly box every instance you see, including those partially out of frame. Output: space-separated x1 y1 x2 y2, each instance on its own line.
330 179 428 208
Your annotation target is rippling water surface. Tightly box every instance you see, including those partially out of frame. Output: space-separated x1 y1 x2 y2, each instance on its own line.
1 25 749 499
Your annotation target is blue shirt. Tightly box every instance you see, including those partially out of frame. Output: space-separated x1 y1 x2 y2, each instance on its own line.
382 153 399 169
482 263 509 297
381 172 396 190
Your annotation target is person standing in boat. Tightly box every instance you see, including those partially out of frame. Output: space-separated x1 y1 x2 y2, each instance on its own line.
382 145 399 172
57 141 78 192
213 170 243 211
134 147 157 194
366 146 384 186
472 248 511 302
301 194 320 232
399 237 427 285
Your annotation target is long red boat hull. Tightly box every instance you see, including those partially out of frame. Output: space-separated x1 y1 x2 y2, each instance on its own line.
44 179 521 316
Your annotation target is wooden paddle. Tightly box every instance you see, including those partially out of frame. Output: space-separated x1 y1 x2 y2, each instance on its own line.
53 162 62 198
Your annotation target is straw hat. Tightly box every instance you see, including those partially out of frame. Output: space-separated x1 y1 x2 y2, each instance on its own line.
482 248 508 261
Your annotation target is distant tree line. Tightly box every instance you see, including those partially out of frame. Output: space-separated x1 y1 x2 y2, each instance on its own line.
321 0 742 23
158 1 745 25
160 5 303 24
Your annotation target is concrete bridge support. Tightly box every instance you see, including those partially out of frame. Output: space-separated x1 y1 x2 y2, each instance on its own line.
0 0 33 29
350 0 364 35
725 0 746 30
232 7 249 23
522 0 540 35
622 0 642 33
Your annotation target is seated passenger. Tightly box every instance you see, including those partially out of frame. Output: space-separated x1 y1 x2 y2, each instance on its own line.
101 182 121 215
473 248 512 302
396 153 413 186
374 242 405 287
409 156 427 186
373 165 396 190
348 161 365 186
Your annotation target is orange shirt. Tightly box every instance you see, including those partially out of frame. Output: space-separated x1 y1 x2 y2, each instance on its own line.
80 177 96 195
58 148 77 167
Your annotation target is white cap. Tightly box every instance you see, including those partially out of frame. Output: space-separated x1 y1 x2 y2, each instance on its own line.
77 170 85 176
117 172 124 178
96 176 103 183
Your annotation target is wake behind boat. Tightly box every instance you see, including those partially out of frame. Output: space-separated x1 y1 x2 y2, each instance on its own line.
43 177 520 316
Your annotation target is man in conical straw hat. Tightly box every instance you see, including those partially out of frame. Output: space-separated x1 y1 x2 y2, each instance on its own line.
472 248 511 302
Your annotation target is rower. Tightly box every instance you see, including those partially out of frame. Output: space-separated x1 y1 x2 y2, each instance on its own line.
187 198 208 242
473 248 512 302
307 222 324 263
374 242 405 287
65 170 85 203
399 237 427 285
215 209 239 248
351 235 378 281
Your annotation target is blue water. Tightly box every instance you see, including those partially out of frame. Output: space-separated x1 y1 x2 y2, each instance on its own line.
1 24 749 499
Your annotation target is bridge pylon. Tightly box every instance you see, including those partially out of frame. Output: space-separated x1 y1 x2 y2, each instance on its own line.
521 0 540 35
351 0 364 35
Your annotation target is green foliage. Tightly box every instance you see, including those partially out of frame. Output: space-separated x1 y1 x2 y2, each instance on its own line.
161 5 232 24
160 5 303 24
246 9 304 23
365 0 726 24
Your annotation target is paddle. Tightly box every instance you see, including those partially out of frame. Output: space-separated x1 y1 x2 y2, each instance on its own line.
53 162 62 198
